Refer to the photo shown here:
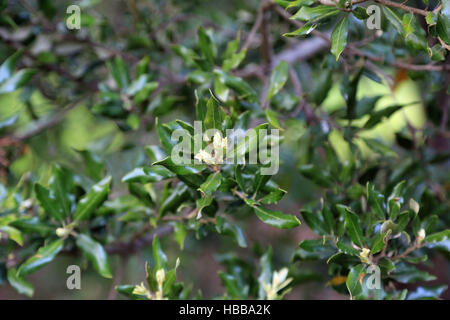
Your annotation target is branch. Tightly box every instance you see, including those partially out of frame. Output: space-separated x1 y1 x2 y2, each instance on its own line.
272 4 450 72
12 94 92 141
373 0 429 16
241 4 265 51
319 0 429 16
288 68 317 124
105 224 174 255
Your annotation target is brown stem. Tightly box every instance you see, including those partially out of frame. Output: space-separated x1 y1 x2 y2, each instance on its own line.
12 94 93 141
373 0 429 16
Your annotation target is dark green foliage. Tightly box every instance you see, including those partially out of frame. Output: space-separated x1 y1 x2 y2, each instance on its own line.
0 0 448 300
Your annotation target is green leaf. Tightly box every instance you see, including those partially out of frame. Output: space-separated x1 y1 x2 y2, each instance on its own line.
216 217 247 248
388 181 405 219
7 268 34 297
218 272 246 299
408 285 447 300
383 7 403 36
426 12 437 26
322 205 335 234
367 184 385 220
115 285 146 300
73 176 111 222
313 69 332 105
427 44 446 61
153 157 206 176
353 7 369 20
354 96 382 120
172 44 199 66
174 222 186 250
196 194 213 217
9 217 55 236
198 172 222 195
213 69 257 103
79 150 104 181
258 248 272 299
283 22 317 37
34 183 64 221
424 230 450 243
294 239 335 260
0 114 19 131
0 52 21 83
223 49 246 72
336 239 360 256
301 210 328 235
343 207 365 248
253 206 300 229
252 171 271 194
128 183 154 207
331 16 349 61
204 97 223 131
106 56 129 90
291 5 340 22
49 165 73 219
436 0 450 45
363 105 404 129
76 234 112 278
156 117 177 153
145 145 167 163
340 68 362 120
152 235 167 271
0 69 36 94
0 225 23 246
363 138 397 158
260 188 286 205
266 60 289 100
391 264 436 283
401 13 415 37
299 164 332 187
346 264 365 298
160 183 189 216
18 239 64 277
370 232 388 254
265 108 282 129
275 0 314 9
197 26 216 66
122 166 175 183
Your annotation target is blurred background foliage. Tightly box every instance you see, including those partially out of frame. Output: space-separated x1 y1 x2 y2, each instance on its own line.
0 0 448 299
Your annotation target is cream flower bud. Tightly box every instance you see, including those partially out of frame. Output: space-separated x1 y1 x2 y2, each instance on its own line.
272 268 288 288
194 149 215 164
417 229 426 243
56 227 69 238
132 282 151 298
359 248 371 263
156 268 165 286
212 132 227 151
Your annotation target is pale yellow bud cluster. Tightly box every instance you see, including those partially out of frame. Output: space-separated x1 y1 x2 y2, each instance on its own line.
132 282 152 299
194 132 228 165
359 248 371 264
417 228 426 244
263 268 292 300
131 268 168 300
56 227 70 238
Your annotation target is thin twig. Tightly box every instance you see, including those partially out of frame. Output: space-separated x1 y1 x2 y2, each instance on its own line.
13 94 92 141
